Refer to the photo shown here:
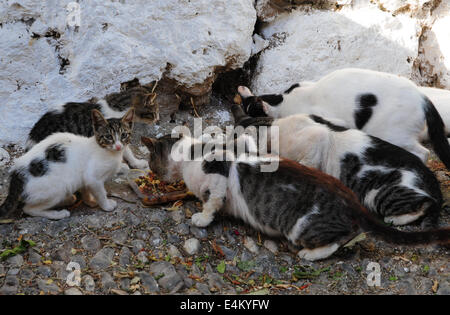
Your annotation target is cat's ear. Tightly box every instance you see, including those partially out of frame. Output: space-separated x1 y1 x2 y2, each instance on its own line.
122 107 135 129
141 136 156 151
238 86 254 99
91 109 108 132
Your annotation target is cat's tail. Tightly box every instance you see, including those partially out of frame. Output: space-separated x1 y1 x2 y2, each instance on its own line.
0 171 25 218
423 96 450 169
351 200 450 246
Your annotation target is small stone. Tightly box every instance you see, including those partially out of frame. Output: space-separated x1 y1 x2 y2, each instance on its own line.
52 242 75 262
196 282 211 295
37 279 60 294
174 223 190 235
131 240 146 254
6 254 24 267
219 245 237 261
138 272 159 293
65 287 83 295
137 251 149 264
136 230 150 240
208 273 227 291
437 281 450 295
83 275 96 292
170 210 185 223
20 269 35 281
150 235 162 247
263 240 278 254
244 236 259 254
89 248 115 271
183 238 200 255
28 249 42 264
167 233 181 244
81 235 101 253
101 272 116 292
149 261 184 292
0 275 18 295
7 268 20 276
120 278 131 291
119 247 132 268
69 255 87 270
126 212 141 226
37 265 54 278
190 226 208 239
87 216 102 229
111 229 128 245
150 210 166 223
168 245 183 258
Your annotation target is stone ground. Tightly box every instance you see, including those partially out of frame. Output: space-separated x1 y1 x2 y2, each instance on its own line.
0 95 449 295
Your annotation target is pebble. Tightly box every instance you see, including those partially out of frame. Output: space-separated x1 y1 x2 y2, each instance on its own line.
0 275 19 295
137 251 149 264
111 229 129 244
83 275 96 292
243 236 259 254
183 238 200 255
219 245 237 261
150 210 166 223
20 269 35 281
37 279 60 294
138 272 160 293
36 265 54 278
69 255 87 270
190 226 208 239
196 282 211 295
28 249 42 264
168 244 183 258
149 261 184 292
263 240 278 254
87 216 102 229
101 272 116 291
167 233 181 244
169 210 185 223
65 287 83 295
174 223 190 235
81 235 101 253
119 247 132 268
89 248 115 271
131 240 146 254
6 254 24 267
136 230 150 240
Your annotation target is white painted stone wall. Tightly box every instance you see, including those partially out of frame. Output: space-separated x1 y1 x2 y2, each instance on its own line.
252 0 450 94
0 0 256 146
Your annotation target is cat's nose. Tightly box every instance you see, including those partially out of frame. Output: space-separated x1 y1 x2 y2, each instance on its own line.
115 144 123 151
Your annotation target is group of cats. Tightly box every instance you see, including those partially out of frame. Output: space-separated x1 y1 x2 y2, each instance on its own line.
1 68 450 261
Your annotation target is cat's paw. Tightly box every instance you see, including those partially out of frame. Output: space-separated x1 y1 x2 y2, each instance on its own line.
50 209 71 220
129 159 148 170
102 199 117 212
191 212 214 227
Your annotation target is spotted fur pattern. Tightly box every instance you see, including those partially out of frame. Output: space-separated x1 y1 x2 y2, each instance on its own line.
140 134 450 261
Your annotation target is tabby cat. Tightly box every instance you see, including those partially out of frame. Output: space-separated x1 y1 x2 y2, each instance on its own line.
140 134 449 261
26 86 158 169
0 108 135 220
231 104 443 228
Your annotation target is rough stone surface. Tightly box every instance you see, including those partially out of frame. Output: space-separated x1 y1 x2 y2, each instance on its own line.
183 238 201 255
0 0 256 146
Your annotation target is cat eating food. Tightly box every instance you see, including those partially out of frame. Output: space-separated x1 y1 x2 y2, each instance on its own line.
140 134 449 261
0 108 135 220
238 68 450 169
26 86 157 169
231 104 443 228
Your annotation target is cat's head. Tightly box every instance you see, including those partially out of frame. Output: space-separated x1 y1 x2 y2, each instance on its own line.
141 135 182 182
91 107 135 152
238 86 278 118
105 86 159 124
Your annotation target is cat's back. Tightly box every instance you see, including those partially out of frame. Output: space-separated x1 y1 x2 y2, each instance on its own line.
28 102 101 146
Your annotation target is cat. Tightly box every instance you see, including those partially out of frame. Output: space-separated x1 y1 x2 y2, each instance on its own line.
140 134 449 261
237 68 450 169
0 108 135 220
231 104 443 228
419 86 450 140
26 86 158 169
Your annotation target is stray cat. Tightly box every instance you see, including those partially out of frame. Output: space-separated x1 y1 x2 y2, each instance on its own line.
0 108 135 220
140 134 449 261
231 104 443 228
26 86 158 169
419 86 450 140
238 68 450 169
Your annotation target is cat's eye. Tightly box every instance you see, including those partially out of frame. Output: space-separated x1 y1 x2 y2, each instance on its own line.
104 135 113 141
121 132 129 139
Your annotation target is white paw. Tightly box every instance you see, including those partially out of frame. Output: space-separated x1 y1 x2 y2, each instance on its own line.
102 199 117 212
191 212 214 227
129 159 148 170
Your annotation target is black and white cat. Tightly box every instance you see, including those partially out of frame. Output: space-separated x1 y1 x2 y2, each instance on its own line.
140 134 449 261
231 104 443 228
26 86 158 169
419 86 450 140
238 68 450 169
0 108 135 220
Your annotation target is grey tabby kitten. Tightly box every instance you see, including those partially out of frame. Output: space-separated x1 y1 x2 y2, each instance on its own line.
140 134 449 261
231 104 443 229
26 86 158 169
